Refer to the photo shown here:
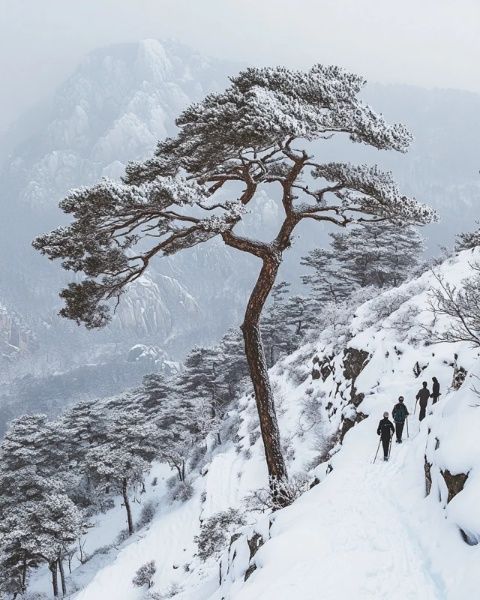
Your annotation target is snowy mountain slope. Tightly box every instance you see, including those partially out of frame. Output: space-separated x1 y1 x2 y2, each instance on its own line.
45 248 480 600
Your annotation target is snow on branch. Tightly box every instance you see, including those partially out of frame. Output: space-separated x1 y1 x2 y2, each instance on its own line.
311 163 435 224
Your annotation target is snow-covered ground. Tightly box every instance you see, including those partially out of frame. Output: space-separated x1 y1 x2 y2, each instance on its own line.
30 248 480 599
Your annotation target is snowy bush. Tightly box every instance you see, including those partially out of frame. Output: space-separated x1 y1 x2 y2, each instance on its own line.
188 443 207 470
137 499 157 529
195 509 246 561
249 429 261 446
245 473 310 512
168 479 194 503
151 582 184 598
132 560 156 589
115 528 130 545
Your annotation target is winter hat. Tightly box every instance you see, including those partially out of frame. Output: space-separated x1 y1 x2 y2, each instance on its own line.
399 396 404 402
383 411 388 417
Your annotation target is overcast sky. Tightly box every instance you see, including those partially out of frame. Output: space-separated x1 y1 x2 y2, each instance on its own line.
1 0 479 134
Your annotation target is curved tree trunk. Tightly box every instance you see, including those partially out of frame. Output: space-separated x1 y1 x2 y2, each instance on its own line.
242 255 288 489
49 561 59 598
122 477 134 535
58 556 67 597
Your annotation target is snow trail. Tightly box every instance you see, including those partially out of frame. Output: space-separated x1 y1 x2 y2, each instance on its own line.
233 422 446 600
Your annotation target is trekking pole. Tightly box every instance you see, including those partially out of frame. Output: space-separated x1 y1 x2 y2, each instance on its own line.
373 438 381 464
387 435 393 460
414 399 418 415
406 417 409 439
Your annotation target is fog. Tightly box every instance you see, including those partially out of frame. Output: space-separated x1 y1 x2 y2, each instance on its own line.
1 0 479 134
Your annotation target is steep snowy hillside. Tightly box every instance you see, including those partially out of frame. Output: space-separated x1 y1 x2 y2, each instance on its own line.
29 248 479 600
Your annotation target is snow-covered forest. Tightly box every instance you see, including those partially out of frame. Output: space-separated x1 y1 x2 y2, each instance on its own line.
1 3 480 599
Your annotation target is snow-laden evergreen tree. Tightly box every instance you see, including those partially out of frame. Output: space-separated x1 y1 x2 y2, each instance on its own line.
456 223 480 251
132 560 156 589
0 415 83 598
176 346 227 444
302 222 424 306
262 282 292 367
215 328 249 398
34 64 435 493
85 407 158 535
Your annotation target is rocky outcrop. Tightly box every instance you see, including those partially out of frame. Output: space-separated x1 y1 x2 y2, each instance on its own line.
244 532 264 581
342 348 369 405
424 457 432 496
441 470 468 503
340 411 367 443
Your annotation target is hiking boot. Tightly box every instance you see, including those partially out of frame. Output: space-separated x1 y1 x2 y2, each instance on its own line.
384 457 388 461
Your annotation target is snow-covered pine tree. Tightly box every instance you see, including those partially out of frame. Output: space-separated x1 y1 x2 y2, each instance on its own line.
215 328 249 398
176 345 228 445
262 282 292 367
456 223 480 251
0 415 83 598
302 222 424 305
34 64 435 495
84 407 158 536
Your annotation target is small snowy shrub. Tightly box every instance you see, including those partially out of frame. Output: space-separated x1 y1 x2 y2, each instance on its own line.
189 443 207 470
245 473 310 512
168 479 194 503
137 499 157 528
195 508 246 561
249 429 261 446
115 528 130 545
132 560 156 589
153 582 184 598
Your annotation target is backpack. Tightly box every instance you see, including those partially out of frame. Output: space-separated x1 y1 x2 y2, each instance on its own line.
392 403 407 422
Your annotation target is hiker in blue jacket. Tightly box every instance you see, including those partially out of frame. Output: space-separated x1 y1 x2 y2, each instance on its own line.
392 396 409 443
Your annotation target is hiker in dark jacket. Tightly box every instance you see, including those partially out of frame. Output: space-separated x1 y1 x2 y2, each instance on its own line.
416 381 430 421
392 396 409 443
377 412 395 461
432 377 440 404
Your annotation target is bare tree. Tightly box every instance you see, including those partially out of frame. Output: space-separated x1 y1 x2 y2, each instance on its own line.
428 267 480 346
33 64 434 495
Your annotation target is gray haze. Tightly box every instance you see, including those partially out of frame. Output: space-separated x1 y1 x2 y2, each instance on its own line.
1 0 479 134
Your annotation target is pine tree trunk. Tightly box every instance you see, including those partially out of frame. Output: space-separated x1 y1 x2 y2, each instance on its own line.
21 554 27 592
242 256 288 491
58 557 67 596
49 561 59 598
122 477 134 535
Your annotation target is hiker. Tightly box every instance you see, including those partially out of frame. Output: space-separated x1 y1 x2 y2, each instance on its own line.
416 381 430 421
432 377 440 404
377 412 394 461
392 396 409 443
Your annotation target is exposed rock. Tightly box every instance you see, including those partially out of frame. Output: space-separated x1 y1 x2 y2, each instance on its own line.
244 532 264 581
452 364 467 390
342 348 369 406
340 411 367 443
342 348 370 382
244 563 257 581
424 457 432 496
441 470 468 503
